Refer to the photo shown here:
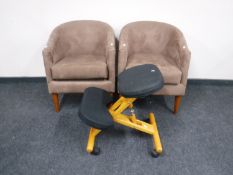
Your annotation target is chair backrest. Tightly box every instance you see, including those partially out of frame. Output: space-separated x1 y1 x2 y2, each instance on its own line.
120 21 183 57
48 20 113 63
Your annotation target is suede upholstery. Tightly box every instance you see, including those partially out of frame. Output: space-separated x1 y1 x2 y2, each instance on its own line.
51 55 108 80
118 21 191 95
43 20 116 93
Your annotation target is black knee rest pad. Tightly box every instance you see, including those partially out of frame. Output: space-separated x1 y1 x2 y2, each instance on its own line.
79 87 114 129
118 64 164 98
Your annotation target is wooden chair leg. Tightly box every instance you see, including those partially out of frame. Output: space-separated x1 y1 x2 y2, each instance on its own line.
52 93 60 112
173 96 182 114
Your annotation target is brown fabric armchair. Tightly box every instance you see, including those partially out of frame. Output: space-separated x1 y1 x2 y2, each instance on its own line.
118 21 191 113
43 20 116 112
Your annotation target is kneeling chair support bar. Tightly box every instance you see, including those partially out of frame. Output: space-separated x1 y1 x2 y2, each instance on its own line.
86 96 163 155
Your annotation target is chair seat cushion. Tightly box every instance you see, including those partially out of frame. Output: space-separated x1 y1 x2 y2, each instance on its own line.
79 87 114 129
52 55 108 80
126 54 182 84
118 64 164 98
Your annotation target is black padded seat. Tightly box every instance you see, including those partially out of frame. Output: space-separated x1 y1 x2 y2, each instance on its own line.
118 64 164 98
79 87 114 129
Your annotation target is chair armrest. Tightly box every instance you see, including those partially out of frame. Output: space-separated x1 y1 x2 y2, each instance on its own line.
105 31 116 84
178 37 191 86
167 31 191 87
106 49 116 84
118 31 129 74
42 47 53 83
106 35 116 86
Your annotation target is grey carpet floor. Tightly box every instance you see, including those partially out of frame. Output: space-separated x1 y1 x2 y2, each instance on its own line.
0 79 233 175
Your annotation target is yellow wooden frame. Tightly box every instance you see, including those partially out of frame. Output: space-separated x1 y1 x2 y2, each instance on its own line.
86 128 101 153
87 96 163 155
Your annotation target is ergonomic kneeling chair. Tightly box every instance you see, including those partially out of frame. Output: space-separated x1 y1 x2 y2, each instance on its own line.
79 64 164 157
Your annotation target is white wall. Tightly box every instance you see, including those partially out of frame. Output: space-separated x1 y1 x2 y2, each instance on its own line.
0 0 233 79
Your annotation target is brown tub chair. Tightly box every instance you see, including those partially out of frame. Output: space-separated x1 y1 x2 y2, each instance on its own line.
43 20 116 112
118 21 191 113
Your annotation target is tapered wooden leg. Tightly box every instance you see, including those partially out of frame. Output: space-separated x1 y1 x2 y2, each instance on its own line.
52 93 60 112
173 96 182 114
